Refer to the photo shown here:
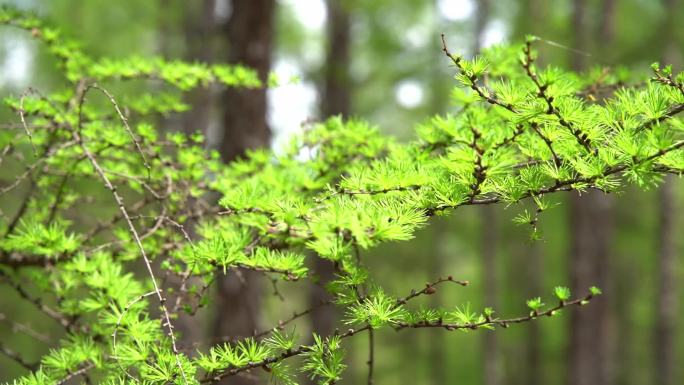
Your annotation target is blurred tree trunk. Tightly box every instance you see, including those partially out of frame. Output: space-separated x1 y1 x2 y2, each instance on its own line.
568 2 613 385
306 0 350 383
525 242 543 385
307 3 351 384
655 177 678 385
427 2 458 383
512 1 546 384
480 205 501 385
219 0 273 159
598 1 620 383
568 192 613 385
321 0 351 118
473 0 489 56
427 220 447 385
570 0 589 70
598 0 616 53
164 0 217 352
182 0 216 138
213 1 275 384
472 2 501 385
654 2 680 384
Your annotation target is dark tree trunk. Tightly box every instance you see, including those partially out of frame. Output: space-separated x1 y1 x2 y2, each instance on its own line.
166 0 218 352
481 205 501 385
426 3 452 383
472 0 489 56
182 0 217 138
321 0 351 118
654 2 680 382
571 0 588 71
513 2 547 383
472 2 501 385
568 191 613 385
427 220 448 385
598 0 616 53
567 2 614 385
219 0 274 160
655 177 678 385
213 1 275 384
306 1 351 384
524 242 543 385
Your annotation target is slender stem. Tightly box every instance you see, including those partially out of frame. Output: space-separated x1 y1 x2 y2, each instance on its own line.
73 83 188 385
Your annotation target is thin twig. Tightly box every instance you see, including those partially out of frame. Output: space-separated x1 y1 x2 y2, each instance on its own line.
73 83 188 385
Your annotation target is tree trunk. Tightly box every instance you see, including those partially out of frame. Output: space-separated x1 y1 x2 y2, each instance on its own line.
598 0 616 55
481 205 501 385
570 0 588 71
213 1 275 384
567 2 614 384
164 0 217 353
472 0 489 55
654 2 680 382
472 2 501 385
182 0 217 138
655 177 678 385
525 241 543 385
321 0 351 118
568 191 613 385
219 0 274 159
306 1 351 384
511 2 547 383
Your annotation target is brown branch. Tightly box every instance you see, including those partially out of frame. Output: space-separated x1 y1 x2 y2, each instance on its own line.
395 276 470 306
520 40 592 151
202 289 597 383
395 290 598 331
56 362 96 385
440 34 515 112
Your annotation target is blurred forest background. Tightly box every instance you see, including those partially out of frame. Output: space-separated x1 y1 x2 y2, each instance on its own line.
1 0 684 384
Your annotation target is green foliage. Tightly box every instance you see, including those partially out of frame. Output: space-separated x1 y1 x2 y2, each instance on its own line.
302 335 346 385
345 289 406 329
526 297 545 312
1 8 683 385
554 286 572 301
1 220 80 258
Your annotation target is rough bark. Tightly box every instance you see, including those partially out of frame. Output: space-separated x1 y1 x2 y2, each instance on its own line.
213 1 275 384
